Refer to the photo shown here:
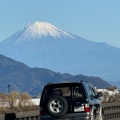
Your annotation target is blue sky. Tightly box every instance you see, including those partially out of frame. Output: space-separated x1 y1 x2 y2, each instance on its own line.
0 0 120 48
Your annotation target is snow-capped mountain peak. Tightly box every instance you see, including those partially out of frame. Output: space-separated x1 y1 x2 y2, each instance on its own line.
24 22 72 37
20 21 73 39
2 21 74 44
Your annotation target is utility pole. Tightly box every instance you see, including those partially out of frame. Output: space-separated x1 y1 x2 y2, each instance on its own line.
8 84 11 110
8 85 10 93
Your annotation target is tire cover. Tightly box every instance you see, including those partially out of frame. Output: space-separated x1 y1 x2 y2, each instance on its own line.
47 96 68 117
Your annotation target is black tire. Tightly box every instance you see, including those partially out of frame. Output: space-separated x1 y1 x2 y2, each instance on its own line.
95 107 105 120
91 113 96 120
100 112 105 120
98 107 105 120
47 96 68 117
90 110 96 120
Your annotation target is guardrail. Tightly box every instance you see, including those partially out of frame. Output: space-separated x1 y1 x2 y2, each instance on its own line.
0 110 40 120
102 102 120 120
0 102 120 120
15 110 39 120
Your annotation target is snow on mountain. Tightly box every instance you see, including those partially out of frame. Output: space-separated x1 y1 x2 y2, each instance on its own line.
23 22 73 38
0 21 120 82
2 22 74 45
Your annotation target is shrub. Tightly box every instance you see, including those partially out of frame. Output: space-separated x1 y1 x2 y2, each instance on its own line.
0 91 39 113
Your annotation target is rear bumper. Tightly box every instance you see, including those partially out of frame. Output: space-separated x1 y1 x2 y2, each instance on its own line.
40 112 92 120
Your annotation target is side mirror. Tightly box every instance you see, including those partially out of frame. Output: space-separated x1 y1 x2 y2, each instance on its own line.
96 92 103 98
90 94 95 100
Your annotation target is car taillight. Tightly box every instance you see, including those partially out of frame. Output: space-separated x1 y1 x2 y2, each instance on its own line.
85 104 90 112
40 107 44 115
40 111 44 115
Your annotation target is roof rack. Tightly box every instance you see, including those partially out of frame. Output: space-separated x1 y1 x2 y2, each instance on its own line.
47 82 53 85
80 80 88 83
80 80 84 82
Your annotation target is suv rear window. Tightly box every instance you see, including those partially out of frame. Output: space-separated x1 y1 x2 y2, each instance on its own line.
41 84 84 101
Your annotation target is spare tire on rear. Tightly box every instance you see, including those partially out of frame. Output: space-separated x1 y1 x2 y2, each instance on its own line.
47 96 68 117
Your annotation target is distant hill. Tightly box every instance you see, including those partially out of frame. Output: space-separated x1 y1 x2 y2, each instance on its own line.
0 54 111 95
0 21 120 82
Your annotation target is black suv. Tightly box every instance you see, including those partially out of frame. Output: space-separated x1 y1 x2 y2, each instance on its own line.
39 81 104 120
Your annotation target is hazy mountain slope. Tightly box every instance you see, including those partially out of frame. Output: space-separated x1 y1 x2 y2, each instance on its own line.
0 21 120 81
0 54 111 95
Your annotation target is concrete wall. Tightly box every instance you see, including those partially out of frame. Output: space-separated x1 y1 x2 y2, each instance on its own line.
0 110 39 120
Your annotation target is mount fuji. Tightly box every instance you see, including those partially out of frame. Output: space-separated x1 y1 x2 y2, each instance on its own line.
0 21 120 82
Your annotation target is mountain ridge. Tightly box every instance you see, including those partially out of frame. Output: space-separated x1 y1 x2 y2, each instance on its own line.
0 54 111 95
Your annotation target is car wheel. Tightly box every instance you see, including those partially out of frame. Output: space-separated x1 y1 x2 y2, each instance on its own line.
99 111 105 120
90 110 96 120
91 113 96 120
98 107 105 120
47 96 68 117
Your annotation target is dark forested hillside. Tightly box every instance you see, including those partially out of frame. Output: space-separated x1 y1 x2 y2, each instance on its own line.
0 54 111 95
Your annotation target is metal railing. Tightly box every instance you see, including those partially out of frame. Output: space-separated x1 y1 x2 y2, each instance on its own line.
0 102 120 120
102 102 120 120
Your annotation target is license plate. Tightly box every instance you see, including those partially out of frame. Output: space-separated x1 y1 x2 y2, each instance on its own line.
74 106 84 112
